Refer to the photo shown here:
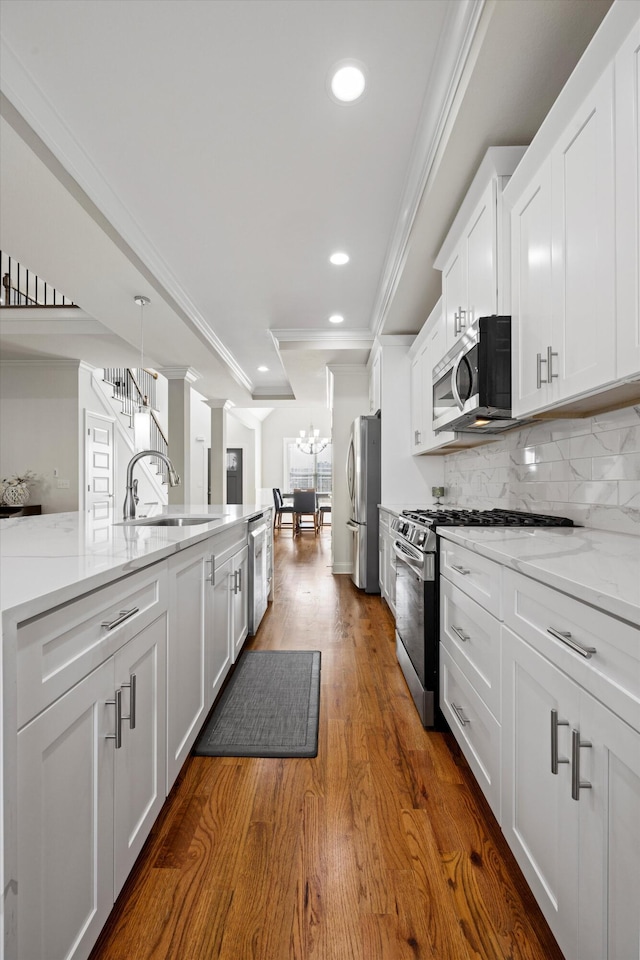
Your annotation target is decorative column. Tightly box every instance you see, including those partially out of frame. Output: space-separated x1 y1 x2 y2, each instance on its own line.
159 367 200 507
205 399 234 505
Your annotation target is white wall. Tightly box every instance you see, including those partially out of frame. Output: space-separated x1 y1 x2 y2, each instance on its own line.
226 413 257 504
190 389 211 506
328 366 369 575
0 361 79 513
261 403 331 497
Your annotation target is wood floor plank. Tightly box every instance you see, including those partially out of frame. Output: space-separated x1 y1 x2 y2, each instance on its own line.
90 529 564 960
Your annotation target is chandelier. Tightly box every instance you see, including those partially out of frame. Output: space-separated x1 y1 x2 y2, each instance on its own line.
296 424 329 455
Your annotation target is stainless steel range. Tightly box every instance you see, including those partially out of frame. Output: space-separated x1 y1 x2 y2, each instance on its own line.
390 507 575 728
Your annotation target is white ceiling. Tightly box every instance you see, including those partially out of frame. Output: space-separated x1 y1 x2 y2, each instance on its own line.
0 0 612 409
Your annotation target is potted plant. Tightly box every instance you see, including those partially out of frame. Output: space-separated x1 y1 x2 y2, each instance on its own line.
1 470 37 506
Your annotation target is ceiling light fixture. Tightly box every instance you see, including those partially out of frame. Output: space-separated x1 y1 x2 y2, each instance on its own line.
329 314 344 324
133 295 152 452
257 365 269 372
296 423 330 456
328 60 367 104
330 252 349 266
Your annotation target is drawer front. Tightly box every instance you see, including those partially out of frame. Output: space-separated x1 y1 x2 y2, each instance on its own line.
211 524 248 569
440 540 502 617
440 644 501 821
504 567 640 732
440 577 501 720
17 562 168 728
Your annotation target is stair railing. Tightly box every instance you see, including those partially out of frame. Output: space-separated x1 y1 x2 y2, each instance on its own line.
1 252 76 307
103 368 170 483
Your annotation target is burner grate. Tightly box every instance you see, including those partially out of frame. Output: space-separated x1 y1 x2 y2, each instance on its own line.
401 508 574 528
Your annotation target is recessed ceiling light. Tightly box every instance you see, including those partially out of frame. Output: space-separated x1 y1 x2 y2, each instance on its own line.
330 252 349 266
329 61 366 104
257 365 269 372
329 315 344 324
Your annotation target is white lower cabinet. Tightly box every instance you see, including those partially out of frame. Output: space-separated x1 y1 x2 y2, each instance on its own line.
231 544 249 661
378 510 396 617
502 625 640 960
166 541 212 788
17 613 167 960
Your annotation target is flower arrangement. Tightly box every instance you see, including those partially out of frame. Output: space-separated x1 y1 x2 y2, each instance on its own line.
1 470 38 506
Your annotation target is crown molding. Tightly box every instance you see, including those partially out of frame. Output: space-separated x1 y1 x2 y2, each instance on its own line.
0 37 253 394
159 366 200 383
369 0 486 339
203 398 235 411
271 328 375 345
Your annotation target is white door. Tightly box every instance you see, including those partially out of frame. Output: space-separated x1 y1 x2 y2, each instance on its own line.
552 65 616 401
85 412 115 522
113 614 167 897
166 541 209 789
501 626 579 958
511 159 554 417
17 660 115 960
616 19 640 380
577 691 640 960
232 545 249 661
465 180 497 326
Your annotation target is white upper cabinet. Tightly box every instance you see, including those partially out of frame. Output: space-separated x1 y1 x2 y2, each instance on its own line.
616 19 640 380
409 298 456 454
436 146 527 353
506 5 640 418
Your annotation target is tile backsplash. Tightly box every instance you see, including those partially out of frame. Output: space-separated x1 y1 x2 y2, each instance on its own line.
443 403 640 535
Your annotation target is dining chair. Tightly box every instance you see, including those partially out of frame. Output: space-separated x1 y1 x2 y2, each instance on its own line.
272 488 294 529
292 489 320 536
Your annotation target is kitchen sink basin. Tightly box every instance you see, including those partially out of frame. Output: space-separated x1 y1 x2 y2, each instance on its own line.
130 516 222 526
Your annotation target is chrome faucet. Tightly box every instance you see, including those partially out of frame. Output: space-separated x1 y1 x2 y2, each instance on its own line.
123 450 180 520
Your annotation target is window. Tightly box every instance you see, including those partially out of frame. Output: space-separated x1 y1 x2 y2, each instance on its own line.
283 440 332 493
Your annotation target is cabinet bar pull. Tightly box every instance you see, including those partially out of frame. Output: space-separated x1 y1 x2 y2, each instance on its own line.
451 625 471 642
451 702 471 726
106 689 122 749
451 563 471 575
536 352 548 388
458 308 466 331
550 708 569 774
547 627 596 659
233 570 240 595
121 674 136 729
454 311 459 336
571 729 592 800
238 568 242 592
547 345 558 381
101 607 139 631
206 555 215 585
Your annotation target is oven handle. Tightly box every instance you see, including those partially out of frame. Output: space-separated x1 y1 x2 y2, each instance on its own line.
393 540 426 579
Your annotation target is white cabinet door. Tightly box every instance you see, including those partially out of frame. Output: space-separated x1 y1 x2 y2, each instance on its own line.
369 349 381 413
511 158 555 417
552 65 616 401
231 544 249 661
211 554 233 704
17 661 115 960
167 541 210 788
501 626 579 959
577 692 640 960
442 245 467 351
464 180 497 327
410 350 424 451
113 615 167 897
616 19 640 380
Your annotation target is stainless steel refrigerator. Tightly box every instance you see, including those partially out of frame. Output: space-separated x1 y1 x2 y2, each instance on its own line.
346 414 381 593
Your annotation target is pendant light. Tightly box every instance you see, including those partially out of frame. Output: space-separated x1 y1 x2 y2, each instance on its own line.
133 295 152 451
296 420 329 455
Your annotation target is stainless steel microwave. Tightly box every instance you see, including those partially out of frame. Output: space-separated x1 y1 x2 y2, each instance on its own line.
432 315 521 434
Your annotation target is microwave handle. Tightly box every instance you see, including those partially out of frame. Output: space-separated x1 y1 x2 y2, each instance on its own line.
451 350 465 412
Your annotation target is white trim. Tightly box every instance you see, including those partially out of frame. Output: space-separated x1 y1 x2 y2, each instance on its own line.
332 564 353 576
271 328 375 345
0 37 253 395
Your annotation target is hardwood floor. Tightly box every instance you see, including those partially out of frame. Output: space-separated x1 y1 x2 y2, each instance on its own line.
90 528 563 960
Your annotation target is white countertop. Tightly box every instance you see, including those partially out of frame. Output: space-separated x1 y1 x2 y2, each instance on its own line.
437 526 640 627
0 504 266 624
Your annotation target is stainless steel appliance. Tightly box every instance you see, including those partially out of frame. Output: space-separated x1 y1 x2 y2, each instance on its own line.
346 414 381 593
432 315 521 434
391 507 575 727
248 512 268 635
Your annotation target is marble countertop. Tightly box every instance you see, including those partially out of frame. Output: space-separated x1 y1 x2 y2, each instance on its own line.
0 504 267 624
437 526 640 627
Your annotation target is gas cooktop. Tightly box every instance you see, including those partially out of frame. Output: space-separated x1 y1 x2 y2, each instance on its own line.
401 508 575 528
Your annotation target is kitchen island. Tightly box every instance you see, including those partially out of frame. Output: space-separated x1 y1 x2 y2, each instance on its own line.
1 504 270 960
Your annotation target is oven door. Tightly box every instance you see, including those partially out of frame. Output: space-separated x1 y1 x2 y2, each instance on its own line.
393 540 435 684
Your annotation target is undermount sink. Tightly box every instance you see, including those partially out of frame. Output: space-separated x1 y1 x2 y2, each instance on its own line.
132 516 222 526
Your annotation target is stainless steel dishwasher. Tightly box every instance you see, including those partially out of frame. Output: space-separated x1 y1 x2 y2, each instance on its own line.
248 512 268 635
